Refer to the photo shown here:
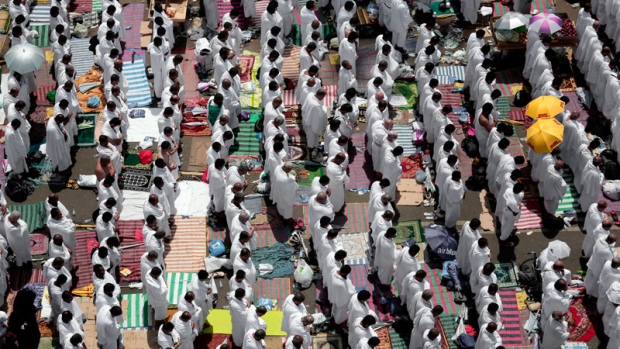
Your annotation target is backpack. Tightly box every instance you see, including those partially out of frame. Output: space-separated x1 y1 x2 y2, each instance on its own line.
513 90 532 108
461 136 479 158
5 177 34 203
456 334 476 349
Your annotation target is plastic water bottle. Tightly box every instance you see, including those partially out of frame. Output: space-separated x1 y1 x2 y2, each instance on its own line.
72 208 76 216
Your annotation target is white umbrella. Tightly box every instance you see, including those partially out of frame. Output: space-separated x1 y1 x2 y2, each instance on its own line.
495 12 530 30
547 240 570 259
4 43 46 74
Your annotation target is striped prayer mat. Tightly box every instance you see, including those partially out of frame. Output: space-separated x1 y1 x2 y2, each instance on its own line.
118 220 146 283
92 0 103 14
280 46 301 79
36 84 55 107
392 124 417 156
229 112 261 155
281 86 336 108
303 202 370 232
70 38 95 77
217 0 247 29
7 201 46 230
73 230 97 288
248 0 268 27
30 5 51 24
498 288 529 347
563 91 589 127
508 108 526 122
123 59 152 107
437 84 462 107
255 278 290 307
121 3 145 51
30 25 50 48
389 326 411 349
531 0 554 13
420 264 459 314
437 313 458 349
494 96 513 119
69 0 93 13
434 66 466 82
166 272 192 305
494 70 524 97
436 76 453 85
340 233 370 265
515 198 543 230
319 53 339 87
164 216 207 272
492 2 510 17
180 49 201 101
356 46 379 94
120 293 153 329
518 309 536 349
556 173 581 214
349 263 373 290
345 133 376 190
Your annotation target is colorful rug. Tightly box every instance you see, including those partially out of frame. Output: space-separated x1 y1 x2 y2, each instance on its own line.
123 58 152 107
567 297 596 342
340 233 371 265
345 133 376 190
292 162 324 186
493 2 510 16
164 216 207 272
238 55 256 83
518 309 536 348
30 233 48 255
393 219 425 244
494 69 524 97
289 7 334 46
229 112 261 155
319 52 339 87
70 38 95 77
392 125 417 156
118 220 146 283
181 116 213 137
438 313 458 349
401 154 424 179
255 278 291 308
498 289 529 347
493 262 518 288
418 264 459 314
494 96 513 119
436 84 462 107
356 46 379 94
30 24 50 47
166 272 192 305
556 172 581 214
216 0 247 29
7 201 46 230
560 77 578 92
120 168 154 192
121 3 145 51
348 263 373 291
239 50 261 108
120 293 152 329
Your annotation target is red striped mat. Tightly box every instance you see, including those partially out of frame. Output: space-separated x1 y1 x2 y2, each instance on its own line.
208 226 291 248
179 49 201 101
437 84 463 107
121 3 145 51
304 202 370 232
164 216 207 272
36 84 55 106
514 198 543 230
117 220 146 283
68 0 93 13
248 1 269 27
217 0 248 29
498 289 529 346
74 230 98 288
255 278 290 308
345 133 376 190
281 46 301 80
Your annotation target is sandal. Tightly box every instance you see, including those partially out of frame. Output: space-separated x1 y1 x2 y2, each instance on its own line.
612 211 619 222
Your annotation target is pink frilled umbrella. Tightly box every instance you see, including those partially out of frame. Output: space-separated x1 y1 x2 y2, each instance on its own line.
529 13 563 34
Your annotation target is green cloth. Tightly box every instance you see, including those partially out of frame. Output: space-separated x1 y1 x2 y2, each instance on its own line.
251 243 294 279
7 201 47 231
208 104 222 126
292 164 324 187
123 149 157 169
229 112 261 156
76 114 97 147
429 1 455 15
394 82 419 110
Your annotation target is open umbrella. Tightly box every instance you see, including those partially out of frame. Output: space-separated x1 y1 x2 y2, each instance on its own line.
495 12 530 30
547 240 570 259
4 43 46 74
529 13 562 34
525 95 565 119
425 224 457 260
526 118 564 153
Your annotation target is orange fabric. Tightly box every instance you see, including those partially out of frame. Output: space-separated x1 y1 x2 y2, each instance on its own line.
78 86 106 113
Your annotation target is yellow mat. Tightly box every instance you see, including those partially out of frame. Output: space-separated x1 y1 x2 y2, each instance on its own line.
204 309 286 336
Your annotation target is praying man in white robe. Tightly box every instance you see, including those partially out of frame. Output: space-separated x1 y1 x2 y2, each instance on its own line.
271 162 299 220
326 154 350 213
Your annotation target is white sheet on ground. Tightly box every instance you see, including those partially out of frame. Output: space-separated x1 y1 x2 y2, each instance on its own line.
126 107 162 143
174 181 210 216
119 190 150 221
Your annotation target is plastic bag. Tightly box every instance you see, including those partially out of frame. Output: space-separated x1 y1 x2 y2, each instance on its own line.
204 256 232 273
294 259 314 289
74 23 88 38
77 174 97 187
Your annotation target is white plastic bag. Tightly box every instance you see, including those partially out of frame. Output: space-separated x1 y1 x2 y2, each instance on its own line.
204 256 232 273
294 259 314 289
77 174 97 187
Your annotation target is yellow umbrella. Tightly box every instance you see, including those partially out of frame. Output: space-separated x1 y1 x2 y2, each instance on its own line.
526 118 564 153
525 96 566 119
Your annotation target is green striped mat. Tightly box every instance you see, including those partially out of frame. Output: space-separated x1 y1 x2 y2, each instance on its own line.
92 0 103 12
389 326 411 349
556 173 581 214
7 201 47 230
31 25 50 48
167 272 192 305
120 293 152 329
438 313 459 349
229 112 261 156
495 96 513 118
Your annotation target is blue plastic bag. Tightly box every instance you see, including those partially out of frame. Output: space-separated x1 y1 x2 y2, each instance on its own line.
209 240 226 257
